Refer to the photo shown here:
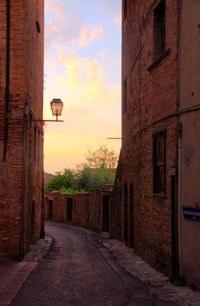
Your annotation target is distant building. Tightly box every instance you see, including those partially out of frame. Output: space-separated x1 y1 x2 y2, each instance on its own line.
111 0 200 289
0 1 44 258
44 186 112 233
44 172 54 186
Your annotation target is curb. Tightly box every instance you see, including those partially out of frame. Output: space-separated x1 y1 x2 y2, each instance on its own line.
101 237 200 306
0 237 52 306
0 262 37 306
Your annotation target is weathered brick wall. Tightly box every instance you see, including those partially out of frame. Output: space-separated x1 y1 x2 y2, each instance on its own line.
26 0 44 250
110 151 122 240
44 196 48 221
52 194 65 223
45 190 112 234
0 2 6 149
45 193 90 227
0 0 44 257
0 0 23 258
88 190 102 231
44 193 65 223
121 0 179 275
73 194 90 228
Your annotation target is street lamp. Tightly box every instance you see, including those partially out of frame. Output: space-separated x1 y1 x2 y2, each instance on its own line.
31 98 64 122
50 98 64 121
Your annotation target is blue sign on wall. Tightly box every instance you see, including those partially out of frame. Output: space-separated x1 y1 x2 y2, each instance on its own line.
183 207 200 222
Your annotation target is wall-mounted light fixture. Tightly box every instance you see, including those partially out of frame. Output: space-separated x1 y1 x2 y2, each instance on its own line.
50 98 64 121
33 98 64 123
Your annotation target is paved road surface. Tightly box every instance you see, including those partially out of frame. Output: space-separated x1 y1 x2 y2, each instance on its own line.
12 222 177 306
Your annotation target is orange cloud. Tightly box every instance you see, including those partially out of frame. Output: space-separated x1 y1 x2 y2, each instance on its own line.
54 48 106 101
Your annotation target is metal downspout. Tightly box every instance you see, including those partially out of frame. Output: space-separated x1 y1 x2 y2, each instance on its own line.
3 0 10 162
177 0 182 276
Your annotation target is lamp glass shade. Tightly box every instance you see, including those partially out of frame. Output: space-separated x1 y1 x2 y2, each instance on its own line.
50 99 63 117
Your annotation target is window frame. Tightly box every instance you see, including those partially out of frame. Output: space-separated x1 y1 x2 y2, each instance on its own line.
153 0 166 59
122 77 128 114
153 130 166 195
123 0 128 21
34 126 37 163
37 129 40 165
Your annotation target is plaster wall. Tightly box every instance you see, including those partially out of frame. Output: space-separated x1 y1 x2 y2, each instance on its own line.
179 0 200 288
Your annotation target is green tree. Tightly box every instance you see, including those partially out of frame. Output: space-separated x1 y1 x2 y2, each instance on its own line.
77 165 115 191
44 145 118 194
44 168 76 194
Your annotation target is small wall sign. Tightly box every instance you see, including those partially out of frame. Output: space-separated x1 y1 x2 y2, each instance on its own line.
168 167 176 176
183 206 200 222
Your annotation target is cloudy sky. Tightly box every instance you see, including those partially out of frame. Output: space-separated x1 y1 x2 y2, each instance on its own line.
44 0 121 173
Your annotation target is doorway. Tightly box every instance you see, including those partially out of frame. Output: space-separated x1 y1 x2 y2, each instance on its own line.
102 195 110 232
123 182 128 244
66 198 73 222
129 183 134 248
48 200 53 220
31 201 35 243
171 175 179 278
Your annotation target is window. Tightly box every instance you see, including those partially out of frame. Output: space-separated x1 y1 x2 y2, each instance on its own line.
34 126 37 163
123 182 128 244
37 130 40 165
35 20 41 33
153 131 166 194
123 0 127 21
153 0 166 59
123 77 128 114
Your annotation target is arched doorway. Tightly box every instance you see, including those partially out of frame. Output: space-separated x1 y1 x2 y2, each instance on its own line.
31 200 35 243
66 197 73 222
102 195 110 232
48 200 53 220
129 183 134 248
123 182 128 244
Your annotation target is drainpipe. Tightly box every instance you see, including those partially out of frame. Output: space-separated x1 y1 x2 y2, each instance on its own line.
177 0 182 276
3 0 10 162
20 109 29 258
40 131 45 239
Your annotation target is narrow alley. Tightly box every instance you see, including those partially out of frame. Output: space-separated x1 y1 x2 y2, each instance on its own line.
11 222 176 306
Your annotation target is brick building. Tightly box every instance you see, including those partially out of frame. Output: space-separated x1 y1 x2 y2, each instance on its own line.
110 0 200 288
0 1 44 258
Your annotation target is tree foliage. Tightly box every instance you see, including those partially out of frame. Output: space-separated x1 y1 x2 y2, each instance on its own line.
45 168 76 194
84 145 118 168
77 166 115 191
45 145 118 194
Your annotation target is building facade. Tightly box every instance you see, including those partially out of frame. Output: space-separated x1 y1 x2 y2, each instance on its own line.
116 0 200 288
0 0 44 258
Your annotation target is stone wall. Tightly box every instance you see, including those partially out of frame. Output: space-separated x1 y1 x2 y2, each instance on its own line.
73 194 90 228
45 188 112 234
109 151 122 240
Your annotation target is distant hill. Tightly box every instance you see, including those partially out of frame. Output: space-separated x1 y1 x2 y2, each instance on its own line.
44 172 54 186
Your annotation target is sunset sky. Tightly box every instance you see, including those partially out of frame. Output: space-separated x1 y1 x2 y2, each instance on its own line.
44 0 121 173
